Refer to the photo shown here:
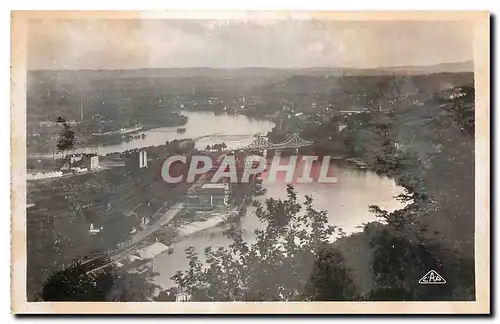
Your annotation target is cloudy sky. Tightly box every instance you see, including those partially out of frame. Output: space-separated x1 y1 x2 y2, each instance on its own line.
27 19 474 70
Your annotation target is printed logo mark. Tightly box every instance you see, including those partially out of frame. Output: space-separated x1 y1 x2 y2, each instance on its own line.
418 270 446 284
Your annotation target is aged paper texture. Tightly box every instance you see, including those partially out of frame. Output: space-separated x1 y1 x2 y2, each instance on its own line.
11 11 490 314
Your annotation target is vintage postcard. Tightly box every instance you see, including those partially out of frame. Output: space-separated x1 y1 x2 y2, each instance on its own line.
11 11 490 314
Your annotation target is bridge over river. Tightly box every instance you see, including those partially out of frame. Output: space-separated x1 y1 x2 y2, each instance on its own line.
244 133 313 155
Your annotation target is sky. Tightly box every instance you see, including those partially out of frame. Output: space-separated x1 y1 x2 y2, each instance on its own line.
27 19 474 70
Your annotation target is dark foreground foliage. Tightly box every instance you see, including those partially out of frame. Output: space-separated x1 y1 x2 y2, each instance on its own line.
172 185 357 301
41 259 159 301
170 84 475 301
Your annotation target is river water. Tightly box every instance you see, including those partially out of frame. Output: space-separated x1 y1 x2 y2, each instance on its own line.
48 111 275 156
145 112 406 289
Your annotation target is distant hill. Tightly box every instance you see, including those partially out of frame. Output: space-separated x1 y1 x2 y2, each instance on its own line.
368 61 474 75
294 61 474 76
29 61 474 80
27 62 474 111
261 72 474 95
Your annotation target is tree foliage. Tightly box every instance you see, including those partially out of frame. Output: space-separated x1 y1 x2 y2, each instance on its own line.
155 287 178 301
42 260 159 301
348 84 476 301
171 184 357 301
56 116 76 152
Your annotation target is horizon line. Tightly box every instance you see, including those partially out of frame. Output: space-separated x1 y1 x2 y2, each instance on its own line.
27 60 474 73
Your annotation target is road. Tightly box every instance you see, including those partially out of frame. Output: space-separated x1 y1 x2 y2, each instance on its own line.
130 202 185 245
86 202 186 274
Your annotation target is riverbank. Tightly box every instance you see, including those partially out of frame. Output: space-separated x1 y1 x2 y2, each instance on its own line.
29 111 275 158
150 161 406 290
27 112 190 155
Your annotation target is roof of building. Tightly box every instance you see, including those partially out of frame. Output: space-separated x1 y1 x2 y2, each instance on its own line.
135 242 170 260
201 183 228 190
127 255 142 262
113 261 124 268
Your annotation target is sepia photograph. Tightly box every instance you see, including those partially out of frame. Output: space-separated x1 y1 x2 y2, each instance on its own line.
10 11 490 314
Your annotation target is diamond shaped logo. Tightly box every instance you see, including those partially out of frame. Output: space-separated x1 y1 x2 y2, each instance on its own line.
418 270 446 284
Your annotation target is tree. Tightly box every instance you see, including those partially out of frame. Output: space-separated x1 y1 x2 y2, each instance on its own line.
360 86 476 301
155 287 178 301
106 269 160 302
309 83 476 301
56 116 76 153
42 260 159 301
42 261 112 301
302 248 357 301
212 143 222 151
171 185 357 301
367 202 474 301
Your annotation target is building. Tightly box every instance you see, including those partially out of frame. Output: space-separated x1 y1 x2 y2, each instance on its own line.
124 150 148 170
89 222 102 235
134 242 171 260
69 154 83 164
120 242 172 274
126 205 152 227
85 155 100 170
79 154 99 171
339 108 369 116
60 153 99 173
294 112 307 122
196 183 230 207
175 291 192 302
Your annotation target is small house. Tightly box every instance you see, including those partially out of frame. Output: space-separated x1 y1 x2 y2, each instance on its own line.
124 150 148 170
197 183 230 207
175 291 192 302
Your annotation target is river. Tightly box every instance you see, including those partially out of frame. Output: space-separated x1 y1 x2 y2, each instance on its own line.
152 160 406 289
43 111 275 157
